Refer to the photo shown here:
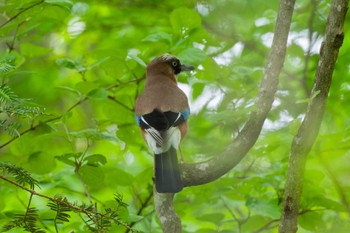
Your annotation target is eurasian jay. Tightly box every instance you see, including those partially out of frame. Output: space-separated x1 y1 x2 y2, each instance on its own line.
135 54 194 193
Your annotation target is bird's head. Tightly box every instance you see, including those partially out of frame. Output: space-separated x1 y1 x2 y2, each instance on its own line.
146 54 195 79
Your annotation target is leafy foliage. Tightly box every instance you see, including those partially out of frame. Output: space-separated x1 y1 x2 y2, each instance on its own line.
0 84 45 137
0 0 349 232
2 208 45 233
0 162 39 189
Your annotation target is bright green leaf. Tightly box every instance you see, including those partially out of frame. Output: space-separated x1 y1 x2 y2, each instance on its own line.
87 88 109 100
84 154 107 167
178 47 206 65
170 8 201 34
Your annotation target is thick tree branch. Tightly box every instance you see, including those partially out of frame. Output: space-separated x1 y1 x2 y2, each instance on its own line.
279 0 349 233
154 191 181 233
181 0 296 187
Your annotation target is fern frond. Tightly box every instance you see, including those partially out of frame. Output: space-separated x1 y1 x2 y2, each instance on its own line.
0 54 16 76
114 193 128 210
2 208 45 233
0 162 39 189
0 84 18 104
47 198 71 223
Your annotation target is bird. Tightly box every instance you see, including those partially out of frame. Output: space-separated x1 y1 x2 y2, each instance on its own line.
134 54 194 193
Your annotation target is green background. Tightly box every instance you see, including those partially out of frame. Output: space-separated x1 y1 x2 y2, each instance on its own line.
1 0 350 232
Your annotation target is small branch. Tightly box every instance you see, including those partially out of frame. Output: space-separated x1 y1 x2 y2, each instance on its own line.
108 95 134 112
221 197 248 233
23 192 34 224
7 20 26 52
253 219 280 233
0 0 45 29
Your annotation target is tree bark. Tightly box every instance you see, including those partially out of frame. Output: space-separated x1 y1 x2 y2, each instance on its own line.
155 0 297 231
279 1 349 233
154 191 181 233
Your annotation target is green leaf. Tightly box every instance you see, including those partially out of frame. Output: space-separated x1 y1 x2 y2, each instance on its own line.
241 215 270 232
79 165 105 186
246 198 281 219
199 57 221 81
106 168 134 187
87 88 109 100
178 47 206 65
197 213 225 224
126 214 144 223
27 151 57 174
56 58 78 69
87 57 110 70
84 154 107 167
57 86 82 97
143 32 172 44
67 128 121 142
170 8 201 34
127 50 146 67
45 0 73 9
299 211 326 231
55 153 80 167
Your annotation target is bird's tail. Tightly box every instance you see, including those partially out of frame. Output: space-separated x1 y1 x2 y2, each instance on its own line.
154 146 183 193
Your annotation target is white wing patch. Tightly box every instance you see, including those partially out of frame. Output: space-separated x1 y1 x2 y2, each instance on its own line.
144 126 181 154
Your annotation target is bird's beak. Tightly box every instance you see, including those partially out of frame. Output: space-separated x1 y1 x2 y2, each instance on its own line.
180 64 195 72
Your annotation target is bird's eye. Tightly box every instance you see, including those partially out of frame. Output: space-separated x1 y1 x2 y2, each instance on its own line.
172 61 178 67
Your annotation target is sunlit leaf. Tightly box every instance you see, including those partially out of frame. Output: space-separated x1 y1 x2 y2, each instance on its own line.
170 8 201 34
84 154 107 167
87 88 109 100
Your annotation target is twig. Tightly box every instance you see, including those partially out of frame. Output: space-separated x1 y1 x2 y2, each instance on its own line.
23 192 34 224
108 95 134 112
221 197 243 233
0 0 45 29
6 20 26 52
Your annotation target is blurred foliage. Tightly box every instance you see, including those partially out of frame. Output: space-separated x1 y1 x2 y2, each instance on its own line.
0 0 350 232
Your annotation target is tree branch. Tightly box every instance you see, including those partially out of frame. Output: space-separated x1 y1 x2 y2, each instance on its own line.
153 190 181 233
181 0 296 187
279 0 349 232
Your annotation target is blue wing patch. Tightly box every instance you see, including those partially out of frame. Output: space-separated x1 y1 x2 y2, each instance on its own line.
180 108 190 121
